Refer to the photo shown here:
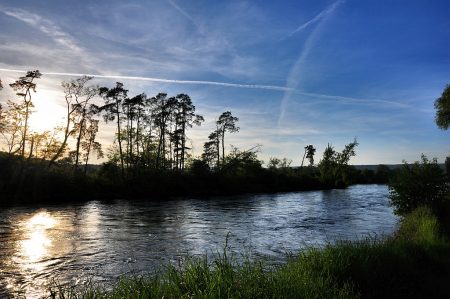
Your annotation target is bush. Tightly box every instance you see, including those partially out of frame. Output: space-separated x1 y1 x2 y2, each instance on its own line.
389 155 449 215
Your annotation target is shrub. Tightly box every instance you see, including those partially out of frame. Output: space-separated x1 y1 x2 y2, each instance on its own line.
389 155 449 215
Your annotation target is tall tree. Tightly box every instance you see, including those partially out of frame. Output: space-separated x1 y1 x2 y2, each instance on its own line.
131 94 146 166
301 145 316 167
99 82 128 176
49 76 97 167
202 130 220 168
139 96 157 168
216 111 239 164
0 101 26 155
0 81 3 135
175 94 204 171
435 84 450 130
153 93 170 169
9 70 42 157
81 118 103 175
73 78 98 169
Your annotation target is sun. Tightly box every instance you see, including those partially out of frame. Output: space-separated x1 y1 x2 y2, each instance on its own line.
28 89 66 132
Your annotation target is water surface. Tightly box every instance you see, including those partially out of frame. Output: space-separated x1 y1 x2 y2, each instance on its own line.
0 184 397 298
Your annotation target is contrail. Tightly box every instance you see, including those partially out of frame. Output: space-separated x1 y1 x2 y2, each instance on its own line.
166 0 199 28
278 0 345 125
0 68 292 92
286 0 346 38
0 68 408 108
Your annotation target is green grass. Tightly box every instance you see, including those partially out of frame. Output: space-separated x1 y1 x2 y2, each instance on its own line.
47 207 450 299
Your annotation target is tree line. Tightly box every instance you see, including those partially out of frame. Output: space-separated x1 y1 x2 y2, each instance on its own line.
0 71 243 177
1 70 404 204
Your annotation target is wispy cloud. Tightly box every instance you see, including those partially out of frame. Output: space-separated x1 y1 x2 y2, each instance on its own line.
0 7 83 54
295 91 412 109
0 6 102 74
286 0 346 38
0 68 291 91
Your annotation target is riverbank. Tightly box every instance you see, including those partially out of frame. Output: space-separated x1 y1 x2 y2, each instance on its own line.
0 152 391 206
47 206 450 298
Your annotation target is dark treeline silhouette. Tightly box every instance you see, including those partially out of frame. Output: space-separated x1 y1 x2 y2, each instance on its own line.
0 71 394 205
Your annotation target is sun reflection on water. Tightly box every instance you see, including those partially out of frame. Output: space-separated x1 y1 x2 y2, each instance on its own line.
19 211 57 270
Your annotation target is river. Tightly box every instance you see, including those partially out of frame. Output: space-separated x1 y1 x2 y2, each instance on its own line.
0 184 398 298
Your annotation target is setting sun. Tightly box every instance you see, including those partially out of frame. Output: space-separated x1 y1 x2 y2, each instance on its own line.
28 90 65 132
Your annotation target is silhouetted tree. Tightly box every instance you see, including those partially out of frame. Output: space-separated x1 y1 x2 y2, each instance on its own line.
9 70 42 157
268 157 292 169
217 111 239 164
301 145 316 167
153 93 170 169
139 96 157 168
202 130 220 168
435 84 450 130
73 78 98 170
175 94 204 171
268 157 281 169
81 118 103 174
99 82 128 176
221 145 262 175
40 127 65 161
49 76 97 167
123 93 146 168
318 139 358 187
0 101 25 155
318 144 336 185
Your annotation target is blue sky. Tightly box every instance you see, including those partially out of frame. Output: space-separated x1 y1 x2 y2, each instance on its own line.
0 0 449 165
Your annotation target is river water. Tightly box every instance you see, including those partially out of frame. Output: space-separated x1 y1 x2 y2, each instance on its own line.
0 184 397 298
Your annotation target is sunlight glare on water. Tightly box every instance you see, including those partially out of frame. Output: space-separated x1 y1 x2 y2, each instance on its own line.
20 212 57 269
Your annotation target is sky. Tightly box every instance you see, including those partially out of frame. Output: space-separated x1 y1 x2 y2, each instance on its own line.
0 0 449 165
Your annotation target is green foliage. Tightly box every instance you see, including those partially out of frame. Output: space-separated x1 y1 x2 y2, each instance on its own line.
267 157 292 170
318 139 359 188
396 206 440 244
389 155 449 215
220 146 263 177
435 84 450 130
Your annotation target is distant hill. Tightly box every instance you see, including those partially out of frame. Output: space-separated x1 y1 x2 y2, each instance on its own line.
351 164 446 171
352 165 402 171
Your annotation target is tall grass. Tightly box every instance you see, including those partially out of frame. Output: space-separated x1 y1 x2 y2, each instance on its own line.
47 207 450 299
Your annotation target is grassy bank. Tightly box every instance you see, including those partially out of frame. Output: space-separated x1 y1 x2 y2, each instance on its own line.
47 207 450 299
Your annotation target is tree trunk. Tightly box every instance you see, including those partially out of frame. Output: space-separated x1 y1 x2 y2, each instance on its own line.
301 148 307 167
21 100 30 157
221 129 225 165
49 106 72 167
116 102 124 177
27 135 34 160
84 136 93 175
74 107 87 171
